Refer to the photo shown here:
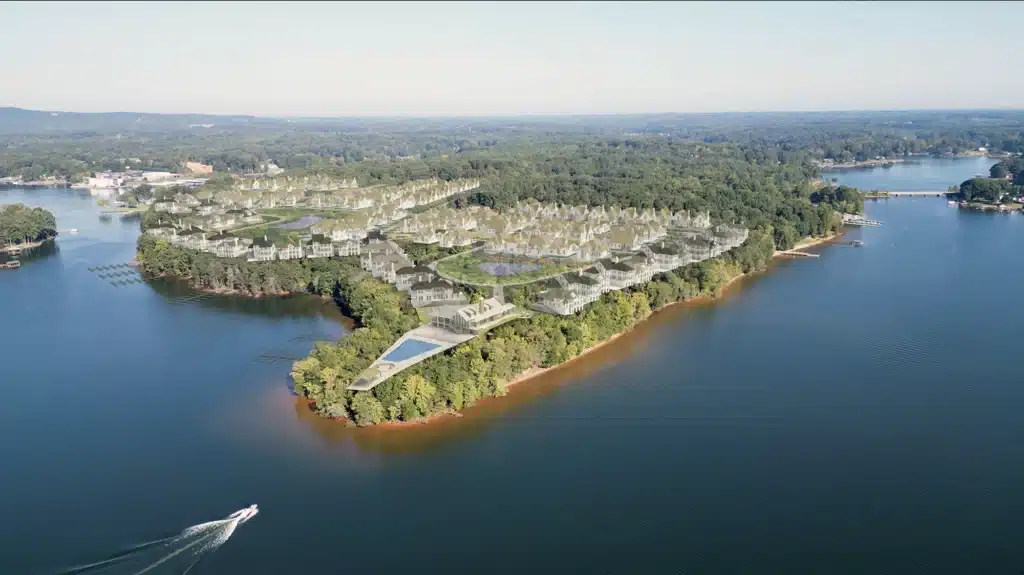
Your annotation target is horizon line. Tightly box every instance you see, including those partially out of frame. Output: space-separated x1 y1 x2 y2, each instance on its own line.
5 105 1024 121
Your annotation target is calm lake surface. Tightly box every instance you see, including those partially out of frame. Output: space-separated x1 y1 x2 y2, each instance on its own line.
4 159 1024 573
825 155 996 191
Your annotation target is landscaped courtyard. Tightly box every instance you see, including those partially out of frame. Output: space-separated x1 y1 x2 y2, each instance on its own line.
435 251 577 285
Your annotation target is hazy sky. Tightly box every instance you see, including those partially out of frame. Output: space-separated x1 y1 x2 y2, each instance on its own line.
3 1 1023 116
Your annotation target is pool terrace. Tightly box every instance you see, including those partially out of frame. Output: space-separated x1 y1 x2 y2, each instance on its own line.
348 325 474 391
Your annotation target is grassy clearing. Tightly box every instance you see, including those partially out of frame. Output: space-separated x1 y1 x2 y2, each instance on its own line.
256 207 351 220
436 251 574 285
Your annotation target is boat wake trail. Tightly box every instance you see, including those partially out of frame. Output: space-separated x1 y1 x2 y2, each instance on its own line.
59 506 257 575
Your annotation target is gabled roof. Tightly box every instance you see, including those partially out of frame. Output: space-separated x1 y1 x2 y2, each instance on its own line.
410 278 454 292
253 237 275 248
599 258 632 272
538 287 572 302
649 244 680 255
565 273 598 286
396 265 433 275
207 231 235 242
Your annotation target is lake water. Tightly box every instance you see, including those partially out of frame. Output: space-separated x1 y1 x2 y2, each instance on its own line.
4 161 1024 573
824 155 997 191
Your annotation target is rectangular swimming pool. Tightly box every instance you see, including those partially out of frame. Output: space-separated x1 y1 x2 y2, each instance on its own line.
383 338 441 363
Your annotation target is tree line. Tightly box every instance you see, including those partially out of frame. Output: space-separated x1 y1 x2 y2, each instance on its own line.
7 109 1024 183
0 203 57 245
946 157 1024 204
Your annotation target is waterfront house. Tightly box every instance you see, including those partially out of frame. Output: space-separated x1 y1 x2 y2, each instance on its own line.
599 258 643 290
145 223 178 239
536 287 582 315
362 252 412 283
208 233 251 258
645 242 685 272
278 240 304 260
432 298 517 334
171 226 205 250
409 278 465 307
564 272 604 302
168 202 193 215
536 272 605 315
333 239 361 257
251 236 277 261
394 265 436 292
306 234 334 259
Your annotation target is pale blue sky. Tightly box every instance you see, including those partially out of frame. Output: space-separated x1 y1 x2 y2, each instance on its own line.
2 1 1023 116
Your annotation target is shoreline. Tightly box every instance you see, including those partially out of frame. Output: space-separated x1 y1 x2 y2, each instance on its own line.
1 237 55 253
140 269 294 298
372 230 842 429
820 158 903 170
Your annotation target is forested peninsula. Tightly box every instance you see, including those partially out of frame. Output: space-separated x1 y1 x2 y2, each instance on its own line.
946 156 1024 210
137 136 861 426
0 203 57 248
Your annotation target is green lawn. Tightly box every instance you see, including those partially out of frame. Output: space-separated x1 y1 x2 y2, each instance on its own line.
233 225 304 245
232 207 353 244
436 251 576 285
255 207 351 220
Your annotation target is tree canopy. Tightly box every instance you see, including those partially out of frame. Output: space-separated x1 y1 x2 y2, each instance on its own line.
0 203 57 245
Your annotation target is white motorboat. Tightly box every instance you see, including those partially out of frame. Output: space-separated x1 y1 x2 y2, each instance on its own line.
229 504 259 523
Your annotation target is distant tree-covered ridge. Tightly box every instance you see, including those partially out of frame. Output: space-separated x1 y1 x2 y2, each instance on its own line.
3 109 1024 182
0 203 57 245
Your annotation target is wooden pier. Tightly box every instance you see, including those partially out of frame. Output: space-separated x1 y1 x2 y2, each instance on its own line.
776 250 820 259
841 216 883 227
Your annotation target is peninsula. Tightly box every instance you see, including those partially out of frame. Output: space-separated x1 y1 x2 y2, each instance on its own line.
134 136 862 427
946 156 1024 212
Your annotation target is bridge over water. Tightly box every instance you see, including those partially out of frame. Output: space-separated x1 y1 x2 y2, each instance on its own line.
865 191 950 198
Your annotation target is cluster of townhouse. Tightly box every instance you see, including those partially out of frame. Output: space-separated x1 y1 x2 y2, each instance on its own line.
144 176 481 263
395 199 717 263
358 239 469 308
237 176 479 213
532 226 748 315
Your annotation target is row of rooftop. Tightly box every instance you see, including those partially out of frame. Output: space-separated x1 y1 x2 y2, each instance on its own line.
149 178 481 233
388 200 742 263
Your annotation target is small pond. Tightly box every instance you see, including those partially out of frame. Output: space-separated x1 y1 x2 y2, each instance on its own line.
479 262 541 276
277 216 323 230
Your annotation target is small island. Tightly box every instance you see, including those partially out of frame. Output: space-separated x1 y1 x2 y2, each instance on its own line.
1 203 58 253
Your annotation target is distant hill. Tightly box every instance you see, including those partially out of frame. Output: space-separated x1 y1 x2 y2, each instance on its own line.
0 107 281 135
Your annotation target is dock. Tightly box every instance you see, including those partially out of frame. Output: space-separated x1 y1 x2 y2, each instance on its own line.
841 215 883 227
865 191 949 198
776 250 820 258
